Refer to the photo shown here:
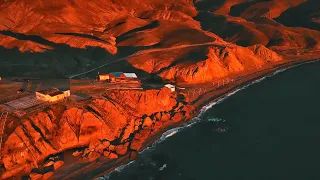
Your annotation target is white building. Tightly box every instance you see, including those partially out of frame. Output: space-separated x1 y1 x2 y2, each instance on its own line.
164 84 176 92
36 88 70 102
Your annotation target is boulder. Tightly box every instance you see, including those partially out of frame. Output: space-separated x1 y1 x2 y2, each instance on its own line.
88 152 99 161
88 138 100 150
160 113 171 122
134 133 142 140
44 161 54 167
29 173 42 180
102 141 110 149
53 160 64 170
130 140 142 151
142 117 153 128
171 113 183 123
108 145 115 151
108 153 118 159
103 151 110 157
155 112 162 121
153 121 163 130
115 145 128 156
72 150 83 157
134 125 139 131
95 143 106 154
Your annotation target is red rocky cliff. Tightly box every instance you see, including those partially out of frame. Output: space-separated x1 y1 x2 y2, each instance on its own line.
1 88 193 179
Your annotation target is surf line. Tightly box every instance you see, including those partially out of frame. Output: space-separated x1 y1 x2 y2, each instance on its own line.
99 58 320 180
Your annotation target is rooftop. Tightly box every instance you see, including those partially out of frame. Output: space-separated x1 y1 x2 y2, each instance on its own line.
48 91 64 96
165 84 175 88
37 88 65 97
110 72 124 77
37 88 60 95
123 73 138 78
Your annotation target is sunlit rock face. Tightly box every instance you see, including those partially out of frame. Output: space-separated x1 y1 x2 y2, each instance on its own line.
0 0 319 179
0 0 198 53
0 0 319 81
1 88 193 179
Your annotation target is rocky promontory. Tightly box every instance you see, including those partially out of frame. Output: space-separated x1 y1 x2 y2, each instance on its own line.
0 88 193 179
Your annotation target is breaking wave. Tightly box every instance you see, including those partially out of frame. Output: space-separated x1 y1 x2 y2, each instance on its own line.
97 59 319 180
208 118 226 122
102 161 136 180
159 164 167 171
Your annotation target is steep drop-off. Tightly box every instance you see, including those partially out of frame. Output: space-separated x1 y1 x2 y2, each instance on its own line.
1 88 193 179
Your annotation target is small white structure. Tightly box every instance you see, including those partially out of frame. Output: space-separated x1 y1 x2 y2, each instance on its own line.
36 88 70 102
122 73 138 79
164 84 176 92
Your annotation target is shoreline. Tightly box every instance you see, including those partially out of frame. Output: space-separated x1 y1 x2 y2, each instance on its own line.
88 58 320 180
4 57 319 180
193 58 320 110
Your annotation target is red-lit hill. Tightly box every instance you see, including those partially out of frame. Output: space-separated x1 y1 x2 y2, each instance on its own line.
0 1 319 178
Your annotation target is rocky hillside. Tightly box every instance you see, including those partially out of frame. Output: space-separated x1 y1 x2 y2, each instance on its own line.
0 0 319 82
195 0 320 50
0 1 319 179
1 88 193 179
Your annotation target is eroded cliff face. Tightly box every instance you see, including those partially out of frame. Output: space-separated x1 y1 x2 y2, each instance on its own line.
200 0 308 19
1 88 193 179
195 0 320 50
159 45 284 83
0 0 198 53
0 0 319 179
1 0 319 80
1 0 317 52
129 43 283 84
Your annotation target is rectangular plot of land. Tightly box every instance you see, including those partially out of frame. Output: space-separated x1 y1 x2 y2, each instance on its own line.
5 95 44 110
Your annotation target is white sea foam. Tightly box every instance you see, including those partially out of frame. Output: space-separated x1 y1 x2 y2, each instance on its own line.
139 127 184 154
98 59 320 180
165 131 177 138
140 60 320 153
102 161 136 180
159 164 167 171
208 118 225 122
114 160 135 172
139 101 220 154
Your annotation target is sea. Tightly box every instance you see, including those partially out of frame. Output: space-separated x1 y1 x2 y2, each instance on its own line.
98 60 320 180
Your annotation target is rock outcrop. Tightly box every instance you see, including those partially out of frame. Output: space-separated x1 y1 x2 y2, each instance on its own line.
195 1 320 50
0 0 319 79
0 88 193 179
0 0 198 54
129 43 283 84
0 1 319 178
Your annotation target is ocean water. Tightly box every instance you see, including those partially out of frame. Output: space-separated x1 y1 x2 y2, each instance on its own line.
103 60 320 180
